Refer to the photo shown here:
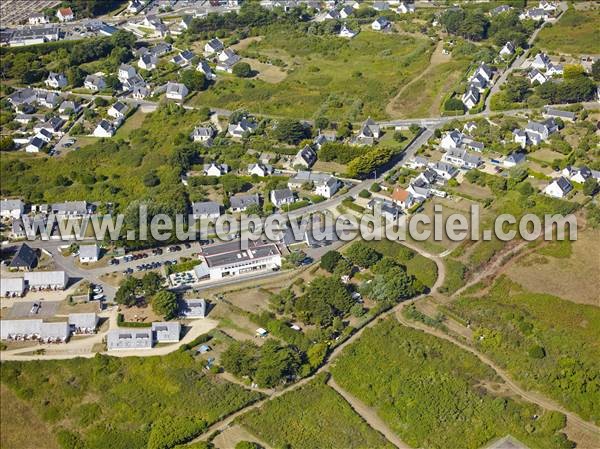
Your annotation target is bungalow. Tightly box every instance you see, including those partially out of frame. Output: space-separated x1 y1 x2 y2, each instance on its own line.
190 125 214 143
84 74 106 91
292 145 317 168
371 17 390 31
442 148 482 169
26 137 46 153
248 163 273 177
0 199 24 219
397 2 415 14
152 322 181 343
171 50 195 67
204 38 224 56
314 175 340 199
543 177 572 198
528 68 547 85
368 198 402 220
543 107 576 122
203 163 229 177
197 60 216 80
79 244 100 263
270 188 296 208
107 329 153 350
180 298 207 318
339 23 358 38
499 41 515 59
45 72 67 89
165 82 189 101
228 118 256 138
230 193 260 213
503 151 527 168
107 101 129 119
93 120 116 138
391 187 416 210
10 243 38 270
58 100 81 115
138 53 158 70
56 7 74 22
192 201 221 220
24 270 68 290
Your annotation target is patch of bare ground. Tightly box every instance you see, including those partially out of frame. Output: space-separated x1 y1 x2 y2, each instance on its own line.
213 425 273 449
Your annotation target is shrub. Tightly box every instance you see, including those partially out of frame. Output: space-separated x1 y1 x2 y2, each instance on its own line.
233 62 253 78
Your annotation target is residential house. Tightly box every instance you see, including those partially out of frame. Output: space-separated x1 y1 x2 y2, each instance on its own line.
204 38 224 56
292 145 317 168
463 121 478 134
372 2 389 12
107 101 129 119
203 163 229 177
216 48 240 72
528 68 547 85
84 74 106 91
26 137 46 153
36 91 61 109
355 117 381 145
371 17 390 31
430 161 458 181
141 14 168 37
270 189 296 208
192 201 221 220
543 107 576 122
28 13 49 25
248 163 273 177
397 2 415 14
520 8 550 21
287 171 331 190
490 5 511 16
179 14 193 30
368 198 402 220
128 0 144 13
391 186 416 210
171 50 195 67
180 298 207 318
51 201 93 217
462 87 480 110
7 88 37 107
79 244 100 263
521 119 558 146
197 60 216 80
10 243 38 270
56 7 74 21
406 179 432 200
165 82 189 101
118 64 137 83
230 194 260 212
313 132 336 150
324 9 341 20
562 166 597 184
339 23 358 38
503 152 527 168
499 41 515 58
58 100 81 115
314 175 340 199
339 5 354 18
34 128 53 144
440 130 463 150
0 199 24 219
404 156 428 170
190 125 214 143
138 53 158 70
45 72 67 89
228 118 256 138
132 85 150 99
543 176 572 198
539 1 557 13
442 148 482 169
93 120 115 137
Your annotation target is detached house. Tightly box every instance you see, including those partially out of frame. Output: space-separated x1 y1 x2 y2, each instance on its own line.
107 101 129 119
528 68 547 85
339 6 354 18
248 163 273 177
204 38 224 56
192 201 221 220
339 23 358 38
171 50 195 67
442 148 482 169
562 166 598 184
499 41 515 58
270 189 296 208
45 72 67 89
203 163 229 177
0 199 25 219
197 60 216 80
138 53 158 70
371 17 390 31
292 145 317 169
216 49 241 73
190 126 214 143
355 117 381 145
514 119 558 148
391 187 416 210
228 118 256 138
84 74 106 91
314 176 340 198
93 120 115 138
462 87 480 110
26 137 46 153
230 194 260 213
56 7 74 22
58 100 81 115
118 64 137 83
397 2 415 14
165 82 189 101
543 177 572 198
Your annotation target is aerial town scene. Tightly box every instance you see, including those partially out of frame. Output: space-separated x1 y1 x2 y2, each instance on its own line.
0 1 599 449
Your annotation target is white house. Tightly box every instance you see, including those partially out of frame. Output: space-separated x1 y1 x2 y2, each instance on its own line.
138 53 158 70
0 199 25 219
397 2 415 13
165 82 189 101
440 130 463 150
371 17 390 31
171 50 195 67
314 176 340 199
192 201 221 220
442 148 482 169
531 52 552 70
230 194 260 213
543 177 572 198
45 72 67 89
107 101 128 119
28 13 49 25
197 60 216 80
339 23 358 38
84 74 106 91
503 152 526 168
339 6 354 18
528 68 547 85
562 166 596 184
391 187 416 210
79 244 100 263
292 145 317 169
203 163 229 177
190 126 214 143
204 38 224 56
118 64 137 83
128 0 144 13
26 137 45 153
462 88 480 110
270 189 295 208
93 120 115 138
355 117 381 145
228 118 256 138
499 41 515 59
56 7 74 22
248 163 273 177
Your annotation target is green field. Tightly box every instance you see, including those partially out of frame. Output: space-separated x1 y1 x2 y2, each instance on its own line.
536 7 600 55
448 276 600 425
239 374 394 449
191 27 434 121
331 319 573 449
0 351 263 449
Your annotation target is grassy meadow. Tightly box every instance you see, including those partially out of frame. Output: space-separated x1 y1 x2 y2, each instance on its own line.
536 7 600 55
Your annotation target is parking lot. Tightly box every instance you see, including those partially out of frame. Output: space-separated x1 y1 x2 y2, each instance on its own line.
6 300 60 319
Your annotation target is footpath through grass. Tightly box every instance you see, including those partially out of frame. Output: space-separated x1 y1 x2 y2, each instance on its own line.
331 319 574 449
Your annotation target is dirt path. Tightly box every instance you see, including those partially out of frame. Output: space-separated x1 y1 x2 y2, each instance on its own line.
385 40 451 117
328 377 411 449
395 311 600 441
